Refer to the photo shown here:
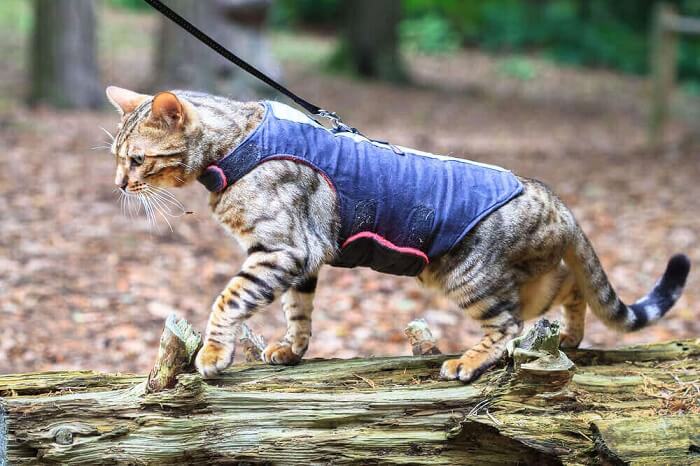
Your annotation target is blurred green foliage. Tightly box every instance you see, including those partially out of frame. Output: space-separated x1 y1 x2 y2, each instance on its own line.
271 0 700 82
107 0 151 11
0 0 32 34
400 14 460 54
498 56 538 81
269 0 339 27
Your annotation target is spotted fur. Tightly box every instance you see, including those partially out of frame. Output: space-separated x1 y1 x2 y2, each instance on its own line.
107 87 691 382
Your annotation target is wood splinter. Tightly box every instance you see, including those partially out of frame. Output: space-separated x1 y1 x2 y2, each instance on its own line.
238 323 267 363
146 314 203 393
405 318 442 355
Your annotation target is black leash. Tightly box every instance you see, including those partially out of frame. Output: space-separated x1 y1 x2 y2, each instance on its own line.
142 0 353 131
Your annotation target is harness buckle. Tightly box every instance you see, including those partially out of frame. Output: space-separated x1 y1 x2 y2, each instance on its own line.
318 109 359 134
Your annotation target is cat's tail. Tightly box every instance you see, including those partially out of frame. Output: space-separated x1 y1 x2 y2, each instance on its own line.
563 225 690 331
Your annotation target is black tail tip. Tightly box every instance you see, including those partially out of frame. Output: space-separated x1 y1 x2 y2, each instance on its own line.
660 254 691 292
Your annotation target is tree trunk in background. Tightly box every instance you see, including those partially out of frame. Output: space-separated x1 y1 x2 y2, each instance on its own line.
341 0 407 83
153 0 281 99
29 0 103 109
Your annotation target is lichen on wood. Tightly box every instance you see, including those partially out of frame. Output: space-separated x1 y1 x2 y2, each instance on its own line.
507 319 575 391
593 415 700 464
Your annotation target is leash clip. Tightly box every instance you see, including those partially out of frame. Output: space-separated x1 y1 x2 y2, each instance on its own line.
318 108 402 155
318 109 359 134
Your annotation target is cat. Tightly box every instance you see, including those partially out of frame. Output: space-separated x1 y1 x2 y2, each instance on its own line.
106 86 690 382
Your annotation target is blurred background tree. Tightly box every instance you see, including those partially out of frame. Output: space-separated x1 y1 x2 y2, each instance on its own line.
29 0 103 108
331 0 407 82
27 0 282 109
154 0 281 98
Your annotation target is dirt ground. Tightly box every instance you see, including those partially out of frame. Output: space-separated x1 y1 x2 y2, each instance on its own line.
0 11 698 374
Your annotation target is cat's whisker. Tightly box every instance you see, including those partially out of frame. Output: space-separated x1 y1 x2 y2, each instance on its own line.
148 198 170 232
157 192 184 208
142 193 156 229
140 193 155 231
99 126 115 142
146 186 187 212
148 185 182 202
149 192 185 217
144 194 163 233
149 196 174 232
119 191 126 217
146 189 176 215
127 193 137 219
123 193 130 218
146 188 186 215
118 190 138 221
135 195 143 216
136 193 148 225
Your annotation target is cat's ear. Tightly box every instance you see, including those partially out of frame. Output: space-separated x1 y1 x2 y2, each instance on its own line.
151 92 187 128
105 86 150 116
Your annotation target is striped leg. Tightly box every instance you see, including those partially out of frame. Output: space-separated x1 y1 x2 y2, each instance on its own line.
560 286 586 348
263 276 317 365
195 250 303 377
441 292 523 383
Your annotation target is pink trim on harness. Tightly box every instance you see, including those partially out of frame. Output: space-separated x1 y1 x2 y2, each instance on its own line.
342 231 429 264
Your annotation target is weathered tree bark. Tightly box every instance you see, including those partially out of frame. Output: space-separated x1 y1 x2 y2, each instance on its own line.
335 0 407 83
29 0 103 108
0 319 698 464
153 0 281 99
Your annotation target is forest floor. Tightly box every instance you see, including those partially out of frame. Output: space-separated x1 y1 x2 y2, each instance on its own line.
0 8 698 373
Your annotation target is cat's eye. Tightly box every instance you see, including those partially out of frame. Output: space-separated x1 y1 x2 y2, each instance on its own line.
131 153 145 166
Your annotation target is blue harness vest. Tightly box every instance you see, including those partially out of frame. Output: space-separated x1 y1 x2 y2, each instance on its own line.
199 101 523 276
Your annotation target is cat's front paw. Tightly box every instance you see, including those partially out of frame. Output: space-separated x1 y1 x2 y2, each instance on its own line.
195 340 234 378
262 342 302 365
439 357 488 384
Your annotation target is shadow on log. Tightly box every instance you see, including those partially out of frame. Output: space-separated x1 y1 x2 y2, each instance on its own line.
0 317 698 465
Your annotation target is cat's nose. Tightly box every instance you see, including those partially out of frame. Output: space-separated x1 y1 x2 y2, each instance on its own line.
116 178 128 190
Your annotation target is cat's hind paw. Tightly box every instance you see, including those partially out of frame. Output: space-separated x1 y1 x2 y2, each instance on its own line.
195 340 234 378
559 332 583 349
262 342 303 365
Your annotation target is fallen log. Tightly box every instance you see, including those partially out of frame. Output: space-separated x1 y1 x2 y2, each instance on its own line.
0 317 698 465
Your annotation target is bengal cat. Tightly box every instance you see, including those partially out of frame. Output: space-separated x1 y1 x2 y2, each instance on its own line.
106 86 690 382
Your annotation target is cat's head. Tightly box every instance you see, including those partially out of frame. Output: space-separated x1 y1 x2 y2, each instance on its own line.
106 86 201 193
